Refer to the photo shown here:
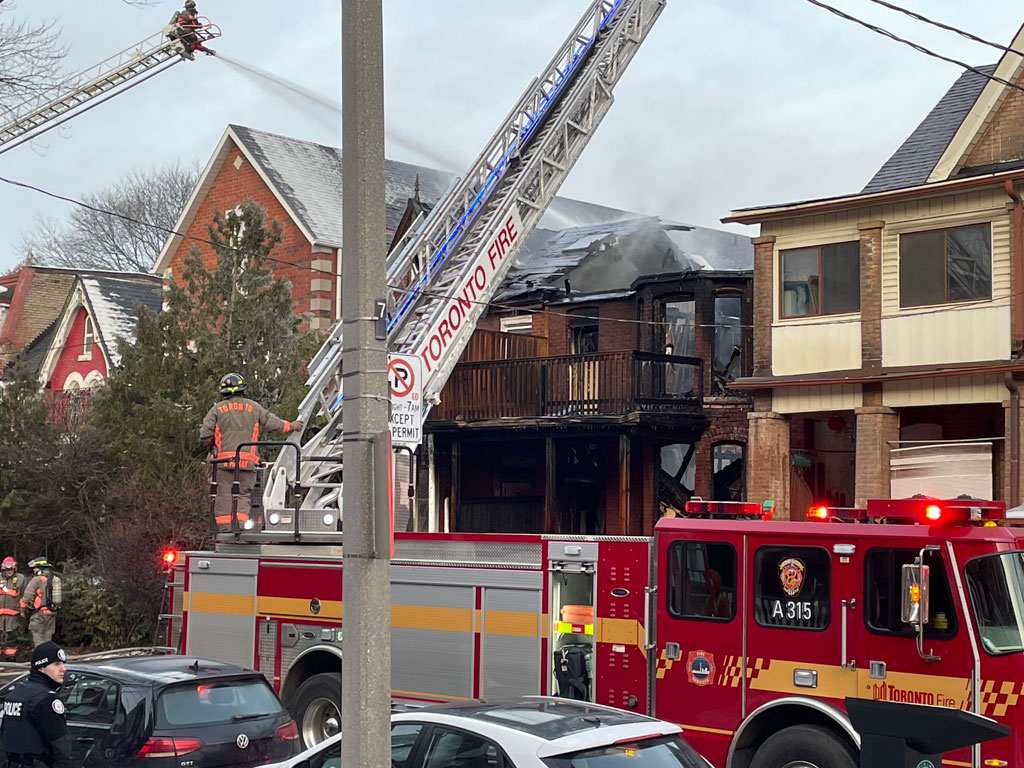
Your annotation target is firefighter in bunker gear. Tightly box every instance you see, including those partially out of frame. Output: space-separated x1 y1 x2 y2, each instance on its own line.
168 1 212 59
21 560 57 649
0 558 25 657
200 373 303 530
1 641 70 768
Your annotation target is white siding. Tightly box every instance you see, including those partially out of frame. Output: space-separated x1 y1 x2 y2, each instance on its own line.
773 384 862 414
772 321 861 375
881 305 1010 366
882 374 1005 407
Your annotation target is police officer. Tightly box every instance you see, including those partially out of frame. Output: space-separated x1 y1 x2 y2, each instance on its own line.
1 641 71 768
200 372 302 530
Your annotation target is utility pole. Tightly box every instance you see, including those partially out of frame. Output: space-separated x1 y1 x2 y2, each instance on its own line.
341 2 391 767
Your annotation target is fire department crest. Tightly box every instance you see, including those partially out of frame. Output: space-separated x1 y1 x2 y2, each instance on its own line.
778 557 806 597
686 650 715 687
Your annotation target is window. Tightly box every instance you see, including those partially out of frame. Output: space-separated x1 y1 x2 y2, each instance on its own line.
780 241 860 318
301 722 424 768
754 546 830 630
542 734 706 768
569 309 599 355
666 541 737 621
659 299 695 395
712 443 745 501
712 294 743 394
156 678 284 727
966 553 1024 656
500 316 533 335
421 726 505 768
864 549 957 639
60 673 119 725
899 223 991 307
80 315 94 361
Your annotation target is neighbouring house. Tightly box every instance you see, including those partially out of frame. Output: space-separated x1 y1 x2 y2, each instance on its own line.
0 265 79 377
17 271 162 425
726 22 1024 518
417 216 753 535
153 124 635 329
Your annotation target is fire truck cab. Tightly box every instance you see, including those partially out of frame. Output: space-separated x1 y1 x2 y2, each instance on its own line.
172 497 1024 768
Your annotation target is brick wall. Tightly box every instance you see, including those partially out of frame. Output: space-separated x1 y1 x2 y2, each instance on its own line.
546 298 636 356
966 69 1024 168
859 221 883 369
747 410 791 518
693 399 753 499
752 236 776 376
163 142 339 329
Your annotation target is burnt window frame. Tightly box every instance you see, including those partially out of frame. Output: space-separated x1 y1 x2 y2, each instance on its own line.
711 441 746 502
753 545 831 632
779 241 861 319
666 540 738 623
898 222 992 308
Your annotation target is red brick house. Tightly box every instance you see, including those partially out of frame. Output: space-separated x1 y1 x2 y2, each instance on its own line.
0 266 78 377
726 23 1024 517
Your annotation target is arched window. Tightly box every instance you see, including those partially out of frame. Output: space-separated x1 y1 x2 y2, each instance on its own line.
80 315 94 361
712 442 745 501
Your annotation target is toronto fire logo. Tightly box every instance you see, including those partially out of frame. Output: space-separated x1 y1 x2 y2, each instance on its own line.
686 650 715 686
778 557 806 597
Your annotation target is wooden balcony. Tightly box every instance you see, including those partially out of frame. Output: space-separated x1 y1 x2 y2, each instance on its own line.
431 350 703 423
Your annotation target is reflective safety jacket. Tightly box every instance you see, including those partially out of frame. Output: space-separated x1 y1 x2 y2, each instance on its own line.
0 573 24 616
21 574 54 617
200 396 295 470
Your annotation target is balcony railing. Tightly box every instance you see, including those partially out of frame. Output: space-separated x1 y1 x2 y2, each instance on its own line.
432 350 702 422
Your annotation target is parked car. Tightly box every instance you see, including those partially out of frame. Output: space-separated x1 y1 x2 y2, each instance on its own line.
268 696 709 768
0 654 301 767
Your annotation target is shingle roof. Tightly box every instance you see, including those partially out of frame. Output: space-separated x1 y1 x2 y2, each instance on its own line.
229 125 635 246
861 65 995 195
80 274 162 366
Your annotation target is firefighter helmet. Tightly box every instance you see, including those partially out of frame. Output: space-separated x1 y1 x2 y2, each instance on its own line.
185 0 196 8
219 372 246 396
27 557 51 570
1 557 14 571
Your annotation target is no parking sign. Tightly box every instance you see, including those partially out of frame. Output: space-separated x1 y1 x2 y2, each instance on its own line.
388 354 423 448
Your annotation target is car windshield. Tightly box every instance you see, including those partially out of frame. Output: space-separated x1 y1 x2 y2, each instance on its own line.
966 552 1024 655
156 677 284 727
544 735 706 768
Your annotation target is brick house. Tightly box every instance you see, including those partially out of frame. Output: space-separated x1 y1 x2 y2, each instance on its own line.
726 27 1024 518
0 265 79 376
419 217 753 535
153 124 632 329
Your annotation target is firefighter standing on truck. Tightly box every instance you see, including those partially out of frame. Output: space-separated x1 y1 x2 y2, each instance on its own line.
1 641 70 768
200 372 302 530
0 558 25 658
20 560 59 649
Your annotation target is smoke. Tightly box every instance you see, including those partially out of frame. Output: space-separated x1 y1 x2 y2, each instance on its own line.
213 53 462 172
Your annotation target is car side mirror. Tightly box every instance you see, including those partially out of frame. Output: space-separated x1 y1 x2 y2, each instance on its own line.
901 562 930 628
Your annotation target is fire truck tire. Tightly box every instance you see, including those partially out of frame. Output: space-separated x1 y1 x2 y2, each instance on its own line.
292 673 343 748
750 724 857 768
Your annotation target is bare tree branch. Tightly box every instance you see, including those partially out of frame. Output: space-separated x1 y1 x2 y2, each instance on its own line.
0 2 67 115
19 160 200 272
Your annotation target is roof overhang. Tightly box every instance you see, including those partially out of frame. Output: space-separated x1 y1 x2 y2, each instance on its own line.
731 359 1024 390
723 166 1024 225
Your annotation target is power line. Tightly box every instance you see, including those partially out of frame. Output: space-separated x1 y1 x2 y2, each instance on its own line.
864 0 1024 60
803 0 1024 96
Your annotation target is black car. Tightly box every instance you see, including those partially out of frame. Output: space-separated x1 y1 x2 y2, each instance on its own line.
0 654 301 767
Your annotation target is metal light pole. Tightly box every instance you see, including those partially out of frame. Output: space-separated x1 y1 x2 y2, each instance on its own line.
341 1 391 767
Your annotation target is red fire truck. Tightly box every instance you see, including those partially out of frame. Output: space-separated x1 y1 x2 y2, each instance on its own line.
169 497 1024 768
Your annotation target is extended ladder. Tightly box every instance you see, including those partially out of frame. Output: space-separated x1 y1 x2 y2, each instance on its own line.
0 20 221 154
260 0 665 529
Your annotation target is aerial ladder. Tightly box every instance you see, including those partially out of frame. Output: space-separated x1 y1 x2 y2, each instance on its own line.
0 19 220 156
258 0 665 533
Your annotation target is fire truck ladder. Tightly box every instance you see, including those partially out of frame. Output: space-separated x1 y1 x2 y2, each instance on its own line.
261 0 665 524
0 20 221 155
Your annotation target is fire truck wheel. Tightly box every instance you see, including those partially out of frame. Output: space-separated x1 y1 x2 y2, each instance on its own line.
292 673 343 748
750 724 857 768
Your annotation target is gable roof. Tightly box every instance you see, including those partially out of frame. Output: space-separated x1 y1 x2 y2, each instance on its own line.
154 125 635 274
0 267 77 353
861 65 996 194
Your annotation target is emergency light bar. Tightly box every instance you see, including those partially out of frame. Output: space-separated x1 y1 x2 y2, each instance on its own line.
806 505 867 523
865 498 1007 525
684 499 774 520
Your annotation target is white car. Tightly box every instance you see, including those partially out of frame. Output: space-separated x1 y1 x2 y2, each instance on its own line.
269 696 709 768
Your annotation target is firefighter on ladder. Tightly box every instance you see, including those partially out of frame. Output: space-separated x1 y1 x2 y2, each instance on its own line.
168 0 214 59
0 558 24 658
200 373 302 531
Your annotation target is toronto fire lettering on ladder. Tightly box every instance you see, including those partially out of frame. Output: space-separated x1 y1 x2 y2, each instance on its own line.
418 208 524 373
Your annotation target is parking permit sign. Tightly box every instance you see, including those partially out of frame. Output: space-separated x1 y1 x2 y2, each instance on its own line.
388 354 424 448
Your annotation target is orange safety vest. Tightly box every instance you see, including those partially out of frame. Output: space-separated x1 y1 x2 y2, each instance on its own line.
0 573 23 616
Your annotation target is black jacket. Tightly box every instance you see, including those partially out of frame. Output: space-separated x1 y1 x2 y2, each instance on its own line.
0 670 71 768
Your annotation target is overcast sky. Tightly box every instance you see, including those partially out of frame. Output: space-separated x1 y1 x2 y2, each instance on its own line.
1 0 1022 273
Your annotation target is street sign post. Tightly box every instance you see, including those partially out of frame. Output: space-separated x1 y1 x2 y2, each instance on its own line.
388 354 424 449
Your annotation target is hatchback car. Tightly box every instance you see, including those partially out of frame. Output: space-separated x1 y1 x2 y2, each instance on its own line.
0 654 301 767
268 696 709 768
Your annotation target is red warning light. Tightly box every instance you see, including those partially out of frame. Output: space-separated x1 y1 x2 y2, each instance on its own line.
162 548 179 567
924 505 942 522
808 506 830 521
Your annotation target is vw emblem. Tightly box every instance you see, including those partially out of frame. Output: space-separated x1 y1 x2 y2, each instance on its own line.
236 734 250 749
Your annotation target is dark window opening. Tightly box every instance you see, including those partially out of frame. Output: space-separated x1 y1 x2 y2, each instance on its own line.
667 541 738 621
754 546 830 630
781 241 860 318
864 548 958 639
659 443 695 517
712 294 744 395
712 442 745 501
899 223 991 307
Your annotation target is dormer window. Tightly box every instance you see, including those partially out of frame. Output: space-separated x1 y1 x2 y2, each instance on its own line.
79 315 94 361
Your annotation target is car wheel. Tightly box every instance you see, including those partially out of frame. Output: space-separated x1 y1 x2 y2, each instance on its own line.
750 724 857 768
292 672 342 748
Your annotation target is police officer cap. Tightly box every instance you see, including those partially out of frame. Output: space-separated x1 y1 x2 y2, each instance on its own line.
31 642 66 670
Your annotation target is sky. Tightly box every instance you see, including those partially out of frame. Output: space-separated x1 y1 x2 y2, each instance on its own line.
1 0 1023 273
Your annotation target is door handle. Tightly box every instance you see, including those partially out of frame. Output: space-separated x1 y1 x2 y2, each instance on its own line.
76 737 95 744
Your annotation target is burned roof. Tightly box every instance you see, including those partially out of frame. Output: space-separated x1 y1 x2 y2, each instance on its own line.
229 125 635 246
